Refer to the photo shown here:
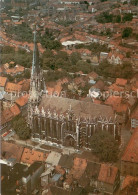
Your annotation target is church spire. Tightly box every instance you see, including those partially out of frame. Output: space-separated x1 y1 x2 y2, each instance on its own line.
31 29 40 77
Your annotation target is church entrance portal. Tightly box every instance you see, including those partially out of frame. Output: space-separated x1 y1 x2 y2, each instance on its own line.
64 135 76 147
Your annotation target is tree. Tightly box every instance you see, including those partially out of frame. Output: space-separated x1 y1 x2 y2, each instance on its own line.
70 52 81 65
121 62 133 78
5 23 33 42
96 12 113 23
56 51 68 61
2 46 15 54
130 0 138 5
90 131 119 162
42 49 54 58
126 52 131 58
122 27 133 38
106 28 112 36
115 15 121 23
24 69 31 79
40 30 62 50
12 115 31 140
122 13 133 22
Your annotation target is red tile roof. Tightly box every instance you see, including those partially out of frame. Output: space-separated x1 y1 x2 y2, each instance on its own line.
105 96 128 113
116 78 127 86
87 71 98 80
5 82 22 93
1 108 14 125
65 157 87 185
21 148 48 165
98 164 118 185
121 175 138 190
0 76 7 87
5 65 24 75
109 83 124 92
122 129 138 163
15 94 29 107
18 79 30 92
131 106 138 120
1 105 20 125
10 104 21 116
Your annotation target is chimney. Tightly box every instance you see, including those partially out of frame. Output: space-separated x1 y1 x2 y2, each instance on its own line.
131 156 134 162
108 167 112 177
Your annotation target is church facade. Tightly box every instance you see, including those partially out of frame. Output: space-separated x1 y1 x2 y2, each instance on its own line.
27 32 120 149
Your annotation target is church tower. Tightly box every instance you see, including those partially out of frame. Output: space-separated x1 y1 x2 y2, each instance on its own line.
27 29 45 126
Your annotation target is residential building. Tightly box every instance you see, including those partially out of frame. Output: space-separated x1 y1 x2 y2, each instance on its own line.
63 157 87 190
5 82 22 95
97 164 120 194
21 148 48 165
120 175 138 194
1 141 24 162
45 151 61 168
15 94 29 111
108 51 124 65
58 154 74 173
0 76 7 92
21 161 45 194
131 106 138 129
1 104 21 131
121 128 138 177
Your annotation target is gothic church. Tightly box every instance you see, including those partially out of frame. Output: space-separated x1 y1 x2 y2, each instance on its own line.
27 32 120 149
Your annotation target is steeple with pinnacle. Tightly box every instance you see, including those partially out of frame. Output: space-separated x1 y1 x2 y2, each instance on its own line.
31 30 40 76
28 27 45 125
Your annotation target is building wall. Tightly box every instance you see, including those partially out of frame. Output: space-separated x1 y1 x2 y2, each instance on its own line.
31 164 45 191
0 86 4 91
97 171 120 194
121 160 138 177
97 181 114 194
28 109 120 149
131 118 138 129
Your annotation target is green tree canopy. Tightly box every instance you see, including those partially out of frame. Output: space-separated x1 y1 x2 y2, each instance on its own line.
122 27 133 38
130 0 138 5
12 115 31 140
90 131 119 162
70 52 81 65
122 13 133 22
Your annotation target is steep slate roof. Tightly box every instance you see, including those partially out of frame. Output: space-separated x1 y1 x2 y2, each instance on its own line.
58 154 74 170
121 129 138 163
98 164 118 185
39 96 114 118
